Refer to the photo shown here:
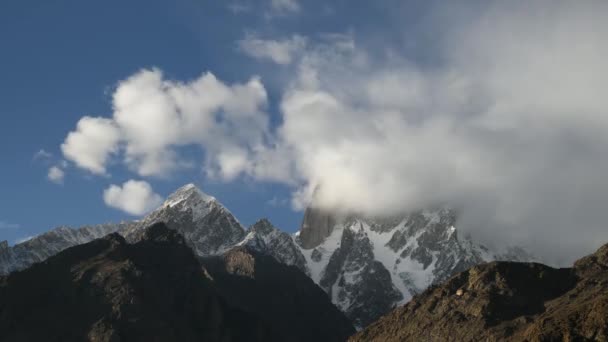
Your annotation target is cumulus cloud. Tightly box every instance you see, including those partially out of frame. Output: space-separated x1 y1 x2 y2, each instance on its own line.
62 69 269 178
103 180 163 215
61 117 120 175
238 35 307 65
47 166 65 184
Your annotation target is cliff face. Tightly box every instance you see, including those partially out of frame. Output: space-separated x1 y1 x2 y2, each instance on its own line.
298 206 337 249
350 242 608 342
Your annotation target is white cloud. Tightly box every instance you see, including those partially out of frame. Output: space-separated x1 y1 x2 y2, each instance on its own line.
47 166 65 184
61 116 120 175
33 149 52 160
62 69 269 178
103 180 163 215
238 35 307 65
270 0 300 14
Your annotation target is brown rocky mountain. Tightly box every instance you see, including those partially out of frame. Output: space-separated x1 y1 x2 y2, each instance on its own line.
0 222 354 342
351 242 608 341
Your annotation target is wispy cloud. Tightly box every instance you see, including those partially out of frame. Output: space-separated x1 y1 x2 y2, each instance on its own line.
270 0 300 14
227 2 252 14
32 149 52 161
267 196 289 208
238 34 307 65
0 221 20 229
47 166 65 184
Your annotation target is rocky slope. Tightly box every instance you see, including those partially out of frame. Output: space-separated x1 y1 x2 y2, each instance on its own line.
0 222 354 342
350 242 608 341
200 246 355 341
0 223 273 342
0 183 530 328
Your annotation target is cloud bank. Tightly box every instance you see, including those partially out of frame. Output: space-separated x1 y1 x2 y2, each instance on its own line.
62 1 608 264
103 180 163 215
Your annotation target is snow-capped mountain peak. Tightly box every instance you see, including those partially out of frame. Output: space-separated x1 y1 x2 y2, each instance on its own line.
164 183 216 208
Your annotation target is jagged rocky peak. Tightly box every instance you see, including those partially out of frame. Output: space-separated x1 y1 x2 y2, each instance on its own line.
295 203 517 328
249 218 275 235
124 183 246 256
240 218 308 274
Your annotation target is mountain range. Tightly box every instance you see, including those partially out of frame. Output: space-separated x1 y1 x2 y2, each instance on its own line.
0 183 531 327
0 222 354 341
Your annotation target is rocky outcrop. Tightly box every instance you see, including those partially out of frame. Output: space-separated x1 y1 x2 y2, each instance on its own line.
350 242 608 342
298 206 337 249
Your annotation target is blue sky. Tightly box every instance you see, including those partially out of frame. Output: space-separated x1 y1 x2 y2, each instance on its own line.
1 0 608 263
0 0 316 242
0 0 440 243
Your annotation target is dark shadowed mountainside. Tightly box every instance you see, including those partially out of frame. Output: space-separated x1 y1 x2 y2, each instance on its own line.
201 246 355 342
351 242 608 341
0 223 353 342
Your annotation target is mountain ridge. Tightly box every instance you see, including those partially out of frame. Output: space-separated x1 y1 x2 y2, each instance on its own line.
0 183 532 328
0 222 354 342
350 241 608 341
